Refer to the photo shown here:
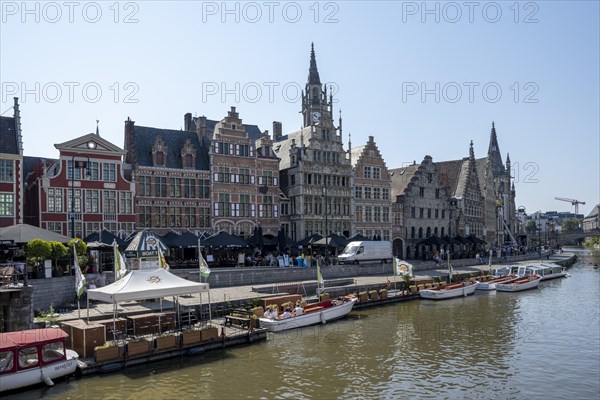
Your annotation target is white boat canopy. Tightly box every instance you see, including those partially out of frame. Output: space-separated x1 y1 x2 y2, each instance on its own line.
87 268 209 303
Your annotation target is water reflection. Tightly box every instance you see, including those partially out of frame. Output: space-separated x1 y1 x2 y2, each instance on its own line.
5 251 598 400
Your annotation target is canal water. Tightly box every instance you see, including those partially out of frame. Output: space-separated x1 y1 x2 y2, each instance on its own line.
6 249 599 400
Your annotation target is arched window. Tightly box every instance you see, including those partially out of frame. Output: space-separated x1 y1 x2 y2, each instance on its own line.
441 227 445 236
426 227 431 237
184 154 193 168
434 227 438 236
411 227 415 239
155 152 164 166
418 227 423 238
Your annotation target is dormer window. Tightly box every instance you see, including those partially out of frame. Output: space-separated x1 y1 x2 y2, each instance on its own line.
152 136 168 167
184 154 193 168
181 139 196 169
156 152 165 166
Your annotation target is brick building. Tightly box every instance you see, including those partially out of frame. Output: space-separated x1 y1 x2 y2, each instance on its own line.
0 98 23 228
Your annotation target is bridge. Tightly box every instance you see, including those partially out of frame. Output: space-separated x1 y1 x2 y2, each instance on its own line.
555 229 600 245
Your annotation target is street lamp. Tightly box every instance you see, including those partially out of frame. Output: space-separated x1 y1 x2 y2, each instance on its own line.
69 152 92 239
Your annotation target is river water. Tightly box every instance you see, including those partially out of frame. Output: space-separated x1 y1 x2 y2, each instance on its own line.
6 249 599 400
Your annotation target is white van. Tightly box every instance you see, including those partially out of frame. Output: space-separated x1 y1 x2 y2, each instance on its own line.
337 241 393 265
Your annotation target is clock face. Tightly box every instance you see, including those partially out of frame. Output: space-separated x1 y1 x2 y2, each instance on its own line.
87 141 96 149
311 112 321 123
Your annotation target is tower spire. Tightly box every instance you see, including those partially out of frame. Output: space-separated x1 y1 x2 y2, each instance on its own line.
308 42 321 85
96 120 100 136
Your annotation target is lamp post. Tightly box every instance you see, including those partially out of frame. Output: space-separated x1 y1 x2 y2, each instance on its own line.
322 182 329 265
69 153 92 239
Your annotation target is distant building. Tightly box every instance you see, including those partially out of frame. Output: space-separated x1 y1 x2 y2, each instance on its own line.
351 136 392 241
274 44 353 242
0 98 23 228
583 204 599 233
25 131 136 238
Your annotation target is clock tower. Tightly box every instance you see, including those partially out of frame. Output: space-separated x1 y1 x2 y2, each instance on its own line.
302 43 335 131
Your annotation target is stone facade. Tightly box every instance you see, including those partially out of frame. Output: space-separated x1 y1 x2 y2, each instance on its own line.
351 136 392 241
390 156 452 260
275 44 353 241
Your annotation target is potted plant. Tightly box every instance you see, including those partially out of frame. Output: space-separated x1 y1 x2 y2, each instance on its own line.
379 288 388 299
358 291 368 301
69 239 89 274
25 238 52 279
126 338 150 357
368 290 379 300
50 241 68 277
94 341 122 363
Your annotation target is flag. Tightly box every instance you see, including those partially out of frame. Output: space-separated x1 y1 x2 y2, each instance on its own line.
397 259 413 276
317 259 324 287
393 256 399 275
113 241 128 280
74 244 86 299
199 251 211 278
157 246 170 271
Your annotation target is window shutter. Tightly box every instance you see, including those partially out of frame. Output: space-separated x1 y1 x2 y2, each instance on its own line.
273 177 278 186
214 203 219 217
258 204 264 218
251 175 255 184
214 142 219 153
258 176 263 185
250 146 255 157
230 174 235 183
230 143 234 154
213 172 219 182
251 204 255 217
274 204 279 217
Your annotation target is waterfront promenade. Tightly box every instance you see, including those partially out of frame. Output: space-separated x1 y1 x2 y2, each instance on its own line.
56 251 574 323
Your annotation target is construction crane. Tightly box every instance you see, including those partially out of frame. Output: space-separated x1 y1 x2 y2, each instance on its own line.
555 197 586 214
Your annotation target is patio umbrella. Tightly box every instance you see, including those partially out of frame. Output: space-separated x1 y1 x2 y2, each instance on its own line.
170 232 201 248
160 231 181 247
124 230 169 257
203 231 249 248
348 233 370 242
0 223 71 243
297 233 323 246
83 229 126 248
314 234 349 247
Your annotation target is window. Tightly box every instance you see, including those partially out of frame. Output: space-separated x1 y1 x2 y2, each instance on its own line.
184 178 195 198
67 160 89 180
184 154 193 168
18 347 38 369
259 171 277 186
155 152 165 166
373 167 381 180
42 342 64 363
435 188 440 199
139 175 151 196
427 208 432 219
139 205 152 227
154 206 167 227
120 192 133 214
364 187 372 199
0 160 14 182
236 144 250 157
0 351 14 372
365 206 372 222
355 205 363 222
363 166 372 179
169 177 181 197
419 208 424 218
382 188 390 200
383 207 390 223
259 195 275 218
0 193 14 216
373 188 381 200
238 168 251 184
418 227 423 238
374 206 381 222
155 176 167 197
86 222 101 235
215 167 230 183
355 186 362 199
102 163 116 181
103 191 117 213
240 194 251 217
87 162 99 180
427 173 433 183
215 193 230 217
199 207 210 227
419 187 425 198
169 206 182 227
183 206 196 227
67 189 82 213
85 190 99 213
46 222 62 234
411 207 415 218
198 179 210 198
442 209 446 219
411 227 415 238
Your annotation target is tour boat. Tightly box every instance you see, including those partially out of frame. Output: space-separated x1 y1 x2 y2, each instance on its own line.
419 281 478 300
475 275 518 291
0 328 79 393
523 263 569 281
259 298 357 332
495 274 541 292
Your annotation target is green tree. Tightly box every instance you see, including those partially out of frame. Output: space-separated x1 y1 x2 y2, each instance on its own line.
49 241 68 269
25 239 52 266
525 220 538 235
562 219 582 232
68 239 88 256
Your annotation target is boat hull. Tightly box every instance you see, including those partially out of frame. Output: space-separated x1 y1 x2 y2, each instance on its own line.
419 282 478 300
0 350 78 392
259 299 356 332
476 275 517 291
496 276 541 292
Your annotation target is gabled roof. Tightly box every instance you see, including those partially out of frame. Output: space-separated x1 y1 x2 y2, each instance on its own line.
389 164 420 198
584 204 599 219
54 133 126 156
0 116 19 155
22 156 57 183
273 127 313 169
131 125 210 170
435 159 465 197
350 145 366 167
190 117 264 142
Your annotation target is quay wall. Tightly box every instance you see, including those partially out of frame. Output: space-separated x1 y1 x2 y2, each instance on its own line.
29 276 75 312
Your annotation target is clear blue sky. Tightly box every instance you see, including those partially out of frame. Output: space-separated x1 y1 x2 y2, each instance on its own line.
1 1 598 216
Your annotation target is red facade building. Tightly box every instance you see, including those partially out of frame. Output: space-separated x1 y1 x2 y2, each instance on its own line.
25 133 136 238
0 98 24 228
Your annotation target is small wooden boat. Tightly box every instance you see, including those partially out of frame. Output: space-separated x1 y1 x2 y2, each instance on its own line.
259 298 357 332
476 275 517 291
524 263 569 281
419 281 478 300
495 274 541 292
0 328 79 392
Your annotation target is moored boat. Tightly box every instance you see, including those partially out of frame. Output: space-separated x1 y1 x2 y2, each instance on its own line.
475 275 517 291
259 298 357 332
495 274 541 292
524 263 569 281
419 281 478 300
0 328 79 392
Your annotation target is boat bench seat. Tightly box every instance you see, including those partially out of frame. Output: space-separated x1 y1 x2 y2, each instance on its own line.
304 306 323 314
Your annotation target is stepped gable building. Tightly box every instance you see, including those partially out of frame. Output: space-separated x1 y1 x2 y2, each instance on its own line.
351 136 392 241
25 130 136 239
583 204 599 233
274 44 353 242
390 156 452 260
0 97 23 227
435 141 485 240
478 122 516 246
125 107 280 238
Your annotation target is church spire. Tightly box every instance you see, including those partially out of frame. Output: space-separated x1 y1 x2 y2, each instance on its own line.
469 140 475 159
487 121 504 173
308 42 321 85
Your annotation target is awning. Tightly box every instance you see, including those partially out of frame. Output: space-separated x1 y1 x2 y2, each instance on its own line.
124 230 169 258
0 223 71 243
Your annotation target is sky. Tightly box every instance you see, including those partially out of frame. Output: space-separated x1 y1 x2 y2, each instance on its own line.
1 1 599 217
